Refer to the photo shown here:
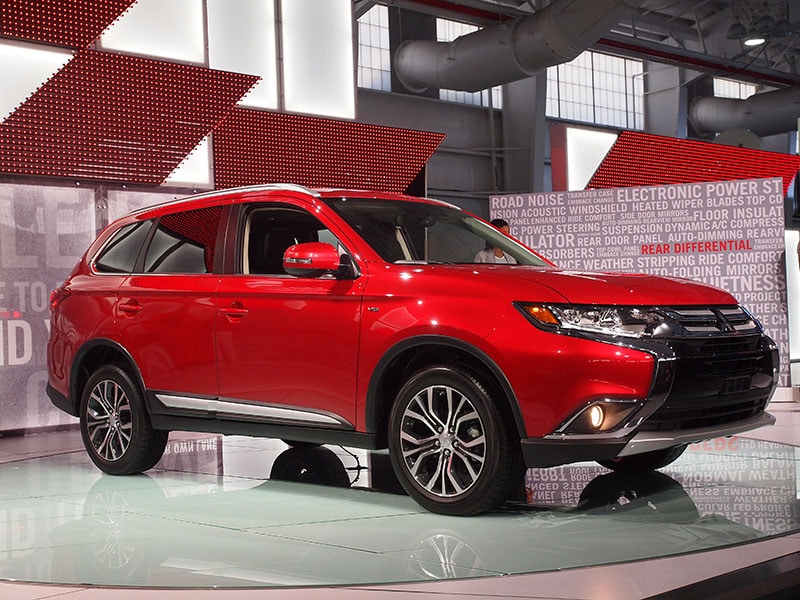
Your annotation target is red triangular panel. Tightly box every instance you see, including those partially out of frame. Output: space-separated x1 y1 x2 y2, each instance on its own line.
589 131 800 196
213 109 445 193
0 0 137 48
0 50 258 184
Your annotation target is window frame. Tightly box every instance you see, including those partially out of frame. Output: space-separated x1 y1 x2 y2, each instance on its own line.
237 203 351 277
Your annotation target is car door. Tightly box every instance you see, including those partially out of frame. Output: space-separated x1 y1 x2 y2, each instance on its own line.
215 202 363 429
116 205 224 398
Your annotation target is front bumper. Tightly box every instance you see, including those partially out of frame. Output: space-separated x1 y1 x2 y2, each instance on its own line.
520 327 779 469
521 410 775 467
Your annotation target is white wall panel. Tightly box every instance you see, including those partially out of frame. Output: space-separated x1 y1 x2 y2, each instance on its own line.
565 127 618 190
208 0 278 109
281 0 355 119
0 41 72 123
100 0 205 64
165 136 213 187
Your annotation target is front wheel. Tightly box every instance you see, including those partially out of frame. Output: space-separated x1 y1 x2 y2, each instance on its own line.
597 444 687 473
388 365 517 516
80 365 168 475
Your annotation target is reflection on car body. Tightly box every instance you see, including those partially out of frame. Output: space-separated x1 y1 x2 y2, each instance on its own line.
47 184 778 515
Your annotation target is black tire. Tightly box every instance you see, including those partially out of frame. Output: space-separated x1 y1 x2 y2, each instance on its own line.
270 446 351 487
79 365 168 475
597 444 687 473
388 365 517 516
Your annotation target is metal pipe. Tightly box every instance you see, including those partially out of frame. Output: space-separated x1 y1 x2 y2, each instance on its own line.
690 86 800 137
394 0 644 93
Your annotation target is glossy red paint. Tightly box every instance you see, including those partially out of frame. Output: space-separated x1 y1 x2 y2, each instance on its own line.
283 242 342 274
47 185 778 515
117 274 220 398
351 263 664 436
215 273 363 425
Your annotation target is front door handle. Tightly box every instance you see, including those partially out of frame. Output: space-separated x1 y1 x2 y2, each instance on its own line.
219 302 249 321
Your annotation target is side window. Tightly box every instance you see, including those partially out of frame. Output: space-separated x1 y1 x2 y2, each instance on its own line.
94 221 152 273
144 206 222 274
243 206 343 275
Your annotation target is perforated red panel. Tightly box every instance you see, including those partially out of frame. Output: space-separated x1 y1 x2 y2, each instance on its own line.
213 109 445 193
0 50 257 184
0 0 136 48
589 131 800 196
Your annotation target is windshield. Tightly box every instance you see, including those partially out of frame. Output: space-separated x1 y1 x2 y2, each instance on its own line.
325 197 550 266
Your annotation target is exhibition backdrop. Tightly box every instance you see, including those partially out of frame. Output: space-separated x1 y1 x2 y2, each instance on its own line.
0 182 177 432
490 177 790 385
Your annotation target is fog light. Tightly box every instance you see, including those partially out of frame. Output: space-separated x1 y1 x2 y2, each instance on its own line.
556 399 643 434
589 405 604 429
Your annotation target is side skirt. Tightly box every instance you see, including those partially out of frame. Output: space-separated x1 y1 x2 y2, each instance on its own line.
146 391 379 450
149 414 379 449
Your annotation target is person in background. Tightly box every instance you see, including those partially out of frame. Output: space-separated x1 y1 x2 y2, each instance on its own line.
475 218 517 263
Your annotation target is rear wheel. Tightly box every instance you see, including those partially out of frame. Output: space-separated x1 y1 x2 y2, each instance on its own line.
80 365 168 475
388 365 517 516
597 444 687 473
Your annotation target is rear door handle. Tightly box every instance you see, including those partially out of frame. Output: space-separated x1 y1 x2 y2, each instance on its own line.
118 299 143 316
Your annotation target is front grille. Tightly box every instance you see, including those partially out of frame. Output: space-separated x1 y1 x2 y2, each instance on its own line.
661 306 761 336
639 306 774 432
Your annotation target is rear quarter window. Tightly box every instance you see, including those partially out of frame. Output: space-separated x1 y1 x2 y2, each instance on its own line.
144 206 223 274
94 221 152 274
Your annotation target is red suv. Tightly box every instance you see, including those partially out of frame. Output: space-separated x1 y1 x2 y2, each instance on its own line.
47 184 778 515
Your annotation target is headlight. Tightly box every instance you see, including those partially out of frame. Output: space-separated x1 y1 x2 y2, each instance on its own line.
518 303 664 338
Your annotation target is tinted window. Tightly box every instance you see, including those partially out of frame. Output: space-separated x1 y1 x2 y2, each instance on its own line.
244 206 344 275
94 221 152 273
325 198 549 266
144 206 222 274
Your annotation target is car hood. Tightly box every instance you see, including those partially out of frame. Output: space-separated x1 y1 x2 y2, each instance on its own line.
470 266 738 306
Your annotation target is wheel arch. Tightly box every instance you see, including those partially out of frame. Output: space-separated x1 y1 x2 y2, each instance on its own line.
69 339 145 414
365 335 525 448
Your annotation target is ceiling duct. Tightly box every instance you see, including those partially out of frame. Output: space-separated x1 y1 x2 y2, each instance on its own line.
394 0 645 93
690 87 800 138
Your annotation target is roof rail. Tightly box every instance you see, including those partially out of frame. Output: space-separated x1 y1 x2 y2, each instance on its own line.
183 183 321 201
125 184 320 218
262 183 321 196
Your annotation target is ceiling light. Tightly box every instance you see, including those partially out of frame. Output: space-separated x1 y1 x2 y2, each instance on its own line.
743 35 767 46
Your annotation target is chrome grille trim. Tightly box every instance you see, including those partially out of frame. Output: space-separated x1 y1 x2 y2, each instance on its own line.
656 305 760 337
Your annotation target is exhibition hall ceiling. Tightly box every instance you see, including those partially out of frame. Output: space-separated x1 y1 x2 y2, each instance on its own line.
382 0 800 86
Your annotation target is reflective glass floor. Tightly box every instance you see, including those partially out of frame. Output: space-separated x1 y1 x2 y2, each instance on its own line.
1 403 799 598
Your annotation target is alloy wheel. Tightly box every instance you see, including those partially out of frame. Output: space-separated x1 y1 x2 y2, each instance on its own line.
398 384 486 498
85 379 133 462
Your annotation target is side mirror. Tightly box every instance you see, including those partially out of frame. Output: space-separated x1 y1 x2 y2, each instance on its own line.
283 242 345 278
